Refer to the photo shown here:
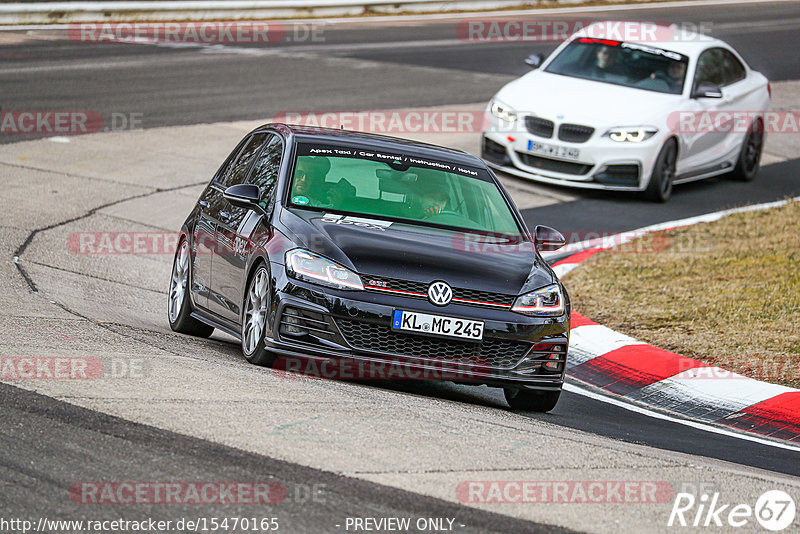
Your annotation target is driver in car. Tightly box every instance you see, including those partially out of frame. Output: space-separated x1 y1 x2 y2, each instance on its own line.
413 174 450 219
587 46 621 78
649 61 687 93
422 189 449 218
293 156 355 207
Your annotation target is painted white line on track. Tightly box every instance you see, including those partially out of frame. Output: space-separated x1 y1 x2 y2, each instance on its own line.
563 382 800 453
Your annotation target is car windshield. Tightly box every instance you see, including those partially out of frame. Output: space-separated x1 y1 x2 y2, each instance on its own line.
288 142 520 235
544 38 689 95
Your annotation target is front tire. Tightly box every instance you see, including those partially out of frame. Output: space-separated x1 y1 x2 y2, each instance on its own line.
729 120 763 181
644 139 677 202
241 264 276 366
168 237 214 338
504 388 561 413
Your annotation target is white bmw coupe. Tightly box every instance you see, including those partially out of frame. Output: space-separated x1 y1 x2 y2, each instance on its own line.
482 22 770 201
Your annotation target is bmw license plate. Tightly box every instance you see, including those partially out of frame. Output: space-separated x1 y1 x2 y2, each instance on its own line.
392 310 484 341
527 140 580 160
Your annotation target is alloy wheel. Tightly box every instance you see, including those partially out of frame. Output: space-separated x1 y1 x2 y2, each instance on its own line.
744 129 763 174
661 143 677 197
168 240 189 324
243 268 269 355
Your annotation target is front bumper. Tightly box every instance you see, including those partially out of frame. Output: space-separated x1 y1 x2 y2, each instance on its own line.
482 127 662 191
265 268 569 391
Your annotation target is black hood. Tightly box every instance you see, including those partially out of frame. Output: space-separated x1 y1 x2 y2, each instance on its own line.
278 208 554 296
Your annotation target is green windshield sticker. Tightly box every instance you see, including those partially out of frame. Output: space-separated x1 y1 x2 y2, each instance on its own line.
292 195 309 205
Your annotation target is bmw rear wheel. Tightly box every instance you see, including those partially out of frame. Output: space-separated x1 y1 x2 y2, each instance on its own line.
168 237 214 337
504 388 561 413
241 265 276 366
729 119 763 181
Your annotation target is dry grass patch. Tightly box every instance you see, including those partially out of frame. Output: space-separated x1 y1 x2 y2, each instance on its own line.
563 201 800 388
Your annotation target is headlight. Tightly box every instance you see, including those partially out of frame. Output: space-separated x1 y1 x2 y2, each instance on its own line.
512 284 564 316
285 249 364 290
490 100 517 123
605 127 658 143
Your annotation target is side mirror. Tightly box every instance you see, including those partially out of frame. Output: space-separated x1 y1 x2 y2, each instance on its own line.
223 184 260 209
691 82 723 99
534 225 566 252
524 53 545 69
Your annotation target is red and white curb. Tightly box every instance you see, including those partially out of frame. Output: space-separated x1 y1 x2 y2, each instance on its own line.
551 197 800 445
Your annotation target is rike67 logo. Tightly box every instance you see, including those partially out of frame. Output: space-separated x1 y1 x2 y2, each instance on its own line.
668 490 795 531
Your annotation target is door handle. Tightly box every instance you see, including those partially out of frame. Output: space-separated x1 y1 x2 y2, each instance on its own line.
199 200 210 208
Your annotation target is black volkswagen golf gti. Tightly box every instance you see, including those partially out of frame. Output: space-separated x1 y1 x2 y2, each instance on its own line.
168 124 570 412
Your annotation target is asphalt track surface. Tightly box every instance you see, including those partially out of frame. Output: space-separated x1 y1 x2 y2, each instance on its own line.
0 382 569 533
2 1 800 531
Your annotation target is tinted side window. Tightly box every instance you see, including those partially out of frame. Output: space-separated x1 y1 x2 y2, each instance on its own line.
247 134 283 208
721 50 746 85
212 136 249 185
220 133 267 188
693 48 725 91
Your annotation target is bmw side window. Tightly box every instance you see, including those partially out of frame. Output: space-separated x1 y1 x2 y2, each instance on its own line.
247 134 283 215
721 50 746 85
693 49 724 92
220 133 268 188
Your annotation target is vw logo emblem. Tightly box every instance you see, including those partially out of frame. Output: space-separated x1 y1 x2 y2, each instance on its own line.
428 281 452 306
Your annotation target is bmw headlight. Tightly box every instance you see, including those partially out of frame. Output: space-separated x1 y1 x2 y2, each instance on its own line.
605 127 658 143
285 249 364 290
490 100 517 123
512 284 564 316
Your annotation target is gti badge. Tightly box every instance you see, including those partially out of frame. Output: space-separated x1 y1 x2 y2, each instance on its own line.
428 281 453 306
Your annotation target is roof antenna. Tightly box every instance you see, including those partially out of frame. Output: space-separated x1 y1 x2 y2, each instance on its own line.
340 123 344 130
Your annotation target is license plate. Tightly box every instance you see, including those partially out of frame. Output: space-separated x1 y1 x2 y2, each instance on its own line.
527 140 580 160
392 310 484 341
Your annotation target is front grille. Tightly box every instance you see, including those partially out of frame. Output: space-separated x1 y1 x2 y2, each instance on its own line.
525 117 554 138
336 318 533 369
593 164 640 187
364 276 428 295
516 152 592 176
454 287 515 306
363 275 515 308
558 123 595 143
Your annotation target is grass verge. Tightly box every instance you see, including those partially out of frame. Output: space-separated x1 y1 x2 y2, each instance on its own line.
563 201 800 388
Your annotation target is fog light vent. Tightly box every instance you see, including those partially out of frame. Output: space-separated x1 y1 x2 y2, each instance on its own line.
280 307 305 336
